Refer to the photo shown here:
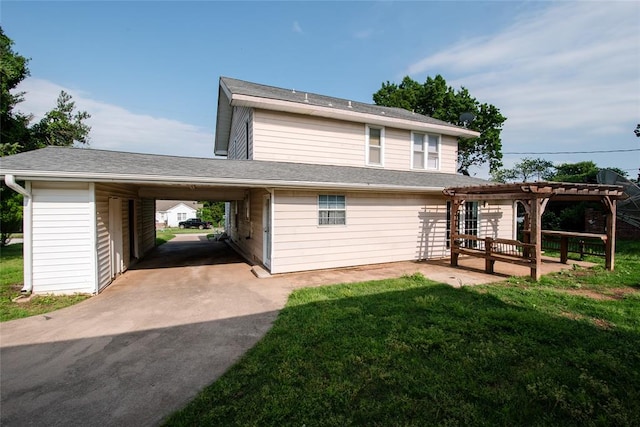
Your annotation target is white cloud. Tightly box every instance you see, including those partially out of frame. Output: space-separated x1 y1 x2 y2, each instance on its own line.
405 2 640 175
293 21 303 34
14 78 214 158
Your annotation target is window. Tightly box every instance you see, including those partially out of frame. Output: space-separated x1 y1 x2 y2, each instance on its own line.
366 126 384 166
318 195 346 225
412 133 440 170
177 212 187 221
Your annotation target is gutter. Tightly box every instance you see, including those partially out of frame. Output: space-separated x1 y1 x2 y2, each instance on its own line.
4 175 33 294
0 169 451 193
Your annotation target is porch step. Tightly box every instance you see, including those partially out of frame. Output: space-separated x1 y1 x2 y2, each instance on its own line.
251 265 272 279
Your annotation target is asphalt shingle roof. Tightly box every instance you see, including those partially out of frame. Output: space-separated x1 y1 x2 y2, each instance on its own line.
0 147 489 191
221 77 468 131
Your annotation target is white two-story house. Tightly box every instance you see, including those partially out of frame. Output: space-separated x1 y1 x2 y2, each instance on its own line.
0 76 513 295
215 77 513 274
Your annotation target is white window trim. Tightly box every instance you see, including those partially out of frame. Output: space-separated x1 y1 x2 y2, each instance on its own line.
365 125 385 167
317 194 347 226
411 132 441 171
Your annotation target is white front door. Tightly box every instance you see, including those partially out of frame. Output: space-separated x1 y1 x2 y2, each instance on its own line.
109 197 123 278
263 195 271 269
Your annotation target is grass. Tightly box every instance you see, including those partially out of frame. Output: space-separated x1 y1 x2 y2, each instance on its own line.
156 227 223 245
165 240 640 426
156 230 176 246
0 244 90 322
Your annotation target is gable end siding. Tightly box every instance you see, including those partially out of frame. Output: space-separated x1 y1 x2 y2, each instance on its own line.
228 106 253 160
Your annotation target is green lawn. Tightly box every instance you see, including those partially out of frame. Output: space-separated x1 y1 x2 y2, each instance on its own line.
0 244 90 322
165 240 640 426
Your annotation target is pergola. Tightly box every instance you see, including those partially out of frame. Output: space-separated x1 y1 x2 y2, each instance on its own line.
443 182 625 280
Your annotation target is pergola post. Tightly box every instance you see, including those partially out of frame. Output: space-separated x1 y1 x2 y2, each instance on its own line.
450 199 462 267
530 197 542 280
603 196 616 270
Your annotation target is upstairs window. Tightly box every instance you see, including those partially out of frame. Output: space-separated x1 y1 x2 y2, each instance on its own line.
366 126 384 166
412 133 440 170
318 195 346 225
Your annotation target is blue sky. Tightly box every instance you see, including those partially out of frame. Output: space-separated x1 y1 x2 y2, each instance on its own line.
3 1 639 178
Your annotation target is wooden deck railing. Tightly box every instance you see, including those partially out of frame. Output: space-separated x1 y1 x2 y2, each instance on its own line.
452 231 608 277
540 230 607 262
451 234 537 273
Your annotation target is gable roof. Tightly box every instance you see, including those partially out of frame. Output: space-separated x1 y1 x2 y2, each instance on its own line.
215 77 479 156
1 147 489 193
155 200 201 212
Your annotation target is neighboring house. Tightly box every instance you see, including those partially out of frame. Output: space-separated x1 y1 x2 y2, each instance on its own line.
155 200 201 227
0 76 513 295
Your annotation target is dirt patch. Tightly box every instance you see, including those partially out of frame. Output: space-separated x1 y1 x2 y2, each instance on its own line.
562 289 615 300
591 318 615 330
559 287 638 301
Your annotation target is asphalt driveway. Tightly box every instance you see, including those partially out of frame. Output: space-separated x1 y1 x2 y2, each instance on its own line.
0 234 294 426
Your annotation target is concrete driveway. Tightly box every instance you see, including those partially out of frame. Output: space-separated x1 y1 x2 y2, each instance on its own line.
1 234 587 426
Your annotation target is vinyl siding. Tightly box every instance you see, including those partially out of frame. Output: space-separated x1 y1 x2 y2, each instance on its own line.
270 190 453 274
479 200 514 240
140 198 156 255
440 136 458 174
95 183 140 291
253 110 365 166
252 109 459 174
227 189 267 264
31 182 94 294
228 106 253 160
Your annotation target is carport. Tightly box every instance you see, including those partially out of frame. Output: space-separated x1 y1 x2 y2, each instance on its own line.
1 147 263 295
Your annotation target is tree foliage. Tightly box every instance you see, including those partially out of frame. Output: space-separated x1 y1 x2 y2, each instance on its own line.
491 157 555 183
373 75 506 173
0 27 92 245
198 201 226 227
492 159 627 184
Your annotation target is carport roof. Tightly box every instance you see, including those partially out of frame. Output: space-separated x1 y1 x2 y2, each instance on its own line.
1 147 489 192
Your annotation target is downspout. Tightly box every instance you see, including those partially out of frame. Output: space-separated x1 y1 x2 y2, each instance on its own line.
4 175 33 293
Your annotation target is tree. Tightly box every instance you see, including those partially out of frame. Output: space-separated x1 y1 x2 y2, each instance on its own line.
0 27 92 245
373 75 506 174
551 161 626 184
0 27 31 157
491 157 554 183
198 201 226 227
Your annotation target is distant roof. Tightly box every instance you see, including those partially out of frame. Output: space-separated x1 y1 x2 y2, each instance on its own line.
156 200 202 212
1 147 489 192
215 77 479 155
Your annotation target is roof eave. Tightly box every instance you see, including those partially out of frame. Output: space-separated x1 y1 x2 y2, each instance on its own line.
0 170 447 193
230 94 480 138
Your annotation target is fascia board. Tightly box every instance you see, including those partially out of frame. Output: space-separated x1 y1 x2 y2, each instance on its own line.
0 170 445 193
231 94 480 138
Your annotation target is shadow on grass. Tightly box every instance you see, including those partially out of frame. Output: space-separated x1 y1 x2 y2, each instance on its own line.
167 278 640 426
